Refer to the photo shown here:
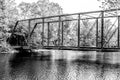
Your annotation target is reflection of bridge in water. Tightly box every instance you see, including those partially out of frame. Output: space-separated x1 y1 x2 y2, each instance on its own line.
7 9 120 52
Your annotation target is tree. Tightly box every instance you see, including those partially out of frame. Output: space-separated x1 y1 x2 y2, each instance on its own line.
18 2 31 19
18 0 63 19
17 0 63 47
0 0 18 52
0 0 18 39
0 0 18 29
98 0 120 9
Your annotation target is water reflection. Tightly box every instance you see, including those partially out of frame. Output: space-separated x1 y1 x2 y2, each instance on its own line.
1 51 120 80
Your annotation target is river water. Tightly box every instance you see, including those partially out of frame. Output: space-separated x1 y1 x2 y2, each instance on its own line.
1 50 120 80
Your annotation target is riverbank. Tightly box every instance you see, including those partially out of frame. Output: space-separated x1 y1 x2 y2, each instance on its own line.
0 42 17 54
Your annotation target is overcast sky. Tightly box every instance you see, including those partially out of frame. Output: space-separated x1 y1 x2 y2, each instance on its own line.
15 0 101 13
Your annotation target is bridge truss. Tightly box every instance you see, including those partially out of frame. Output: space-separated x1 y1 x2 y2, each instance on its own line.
9 9 120 51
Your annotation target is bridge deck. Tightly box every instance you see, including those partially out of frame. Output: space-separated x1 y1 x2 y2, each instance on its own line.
11 46 120 52
42 46 120 52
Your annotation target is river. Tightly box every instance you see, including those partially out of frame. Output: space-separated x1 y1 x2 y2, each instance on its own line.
0 50 120 80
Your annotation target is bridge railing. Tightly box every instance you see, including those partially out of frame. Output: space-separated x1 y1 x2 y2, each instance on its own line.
10 9 120 49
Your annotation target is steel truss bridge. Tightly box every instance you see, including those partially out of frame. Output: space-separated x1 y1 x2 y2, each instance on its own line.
8 9 120 52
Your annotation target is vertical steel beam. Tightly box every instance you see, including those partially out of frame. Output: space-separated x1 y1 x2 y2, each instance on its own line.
118 16 120 48
28 20 31 34
58 16 61 46
101 11 104 48
16 35 18 46
78 14 80 47
47 22 50 46
42 18 44 46
27 20 31 46
61 21 64 46
96 18 98 48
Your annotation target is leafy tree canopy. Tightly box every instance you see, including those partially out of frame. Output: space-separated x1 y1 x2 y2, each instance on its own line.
18 0 63 19
98 0 120 9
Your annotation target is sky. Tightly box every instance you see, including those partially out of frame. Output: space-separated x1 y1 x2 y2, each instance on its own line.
15 0 101 14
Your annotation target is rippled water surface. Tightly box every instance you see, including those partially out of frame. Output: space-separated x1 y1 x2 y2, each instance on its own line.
1 51 120 80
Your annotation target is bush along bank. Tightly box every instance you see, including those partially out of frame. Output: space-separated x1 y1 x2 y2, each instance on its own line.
0 41 15 53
